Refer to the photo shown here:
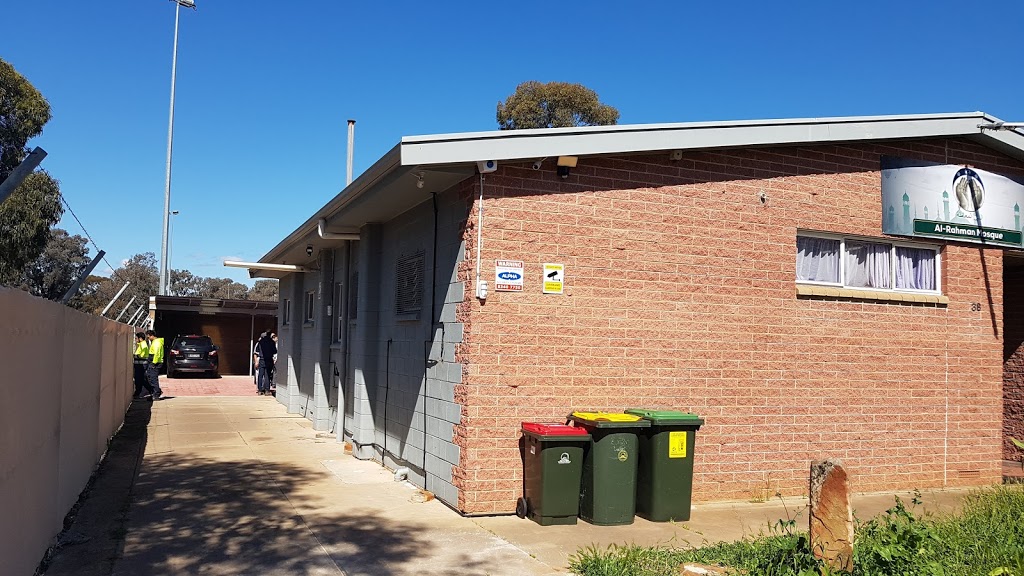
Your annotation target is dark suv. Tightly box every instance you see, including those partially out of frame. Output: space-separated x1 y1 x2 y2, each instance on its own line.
168 335 219 378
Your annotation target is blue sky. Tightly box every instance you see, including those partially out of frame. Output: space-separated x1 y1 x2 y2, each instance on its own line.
3 1 1023 284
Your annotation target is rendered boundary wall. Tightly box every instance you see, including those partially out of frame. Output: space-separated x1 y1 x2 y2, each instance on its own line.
0 288 134 576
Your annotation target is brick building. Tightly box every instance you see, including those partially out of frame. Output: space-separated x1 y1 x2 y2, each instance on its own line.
241 112 1024 514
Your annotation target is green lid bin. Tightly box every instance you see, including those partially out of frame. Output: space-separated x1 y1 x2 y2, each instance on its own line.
519 423 591 525
625 409 704 522
568 412 651 526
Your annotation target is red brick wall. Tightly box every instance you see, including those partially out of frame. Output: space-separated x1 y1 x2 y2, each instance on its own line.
452 138 1024 514
1004 264 1024 461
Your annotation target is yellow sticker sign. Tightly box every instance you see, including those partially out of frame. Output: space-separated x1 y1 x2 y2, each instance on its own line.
543 263 564 294
617 449 628 462
669 431 688 458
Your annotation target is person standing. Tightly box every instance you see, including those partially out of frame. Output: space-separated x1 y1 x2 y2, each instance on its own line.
133 332 155 399
269 332 278 389
145 330 165 400
256 331 277 396
252 331 266 393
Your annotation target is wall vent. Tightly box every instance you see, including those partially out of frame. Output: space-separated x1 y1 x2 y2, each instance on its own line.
396 251 425 315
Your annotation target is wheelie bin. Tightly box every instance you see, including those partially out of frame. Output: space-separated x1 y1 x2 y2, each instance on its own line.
567 411 651 526
625 408 704 521
518 423 590 525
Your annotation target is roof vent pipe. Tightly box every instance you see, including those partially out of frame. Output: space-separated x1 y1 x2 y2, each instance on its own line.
318 219 360 241
346 119 355 186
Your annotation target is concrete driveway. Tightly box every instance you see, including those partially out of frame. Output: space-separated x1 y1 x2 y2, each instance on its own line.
40 378 973 575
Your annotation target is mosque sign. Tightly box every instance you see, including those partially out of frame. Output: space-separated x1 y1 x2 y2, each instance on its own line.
881 157 1024 247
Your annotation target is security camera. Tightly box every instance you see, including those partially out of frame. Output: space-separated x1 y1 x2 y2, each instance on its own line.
532 159 544 170
306 245 313 257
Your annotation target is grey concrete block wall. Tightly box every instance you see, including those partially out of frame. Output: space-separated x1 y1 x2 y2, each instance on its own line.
275 274 295 409
340 189 468 509
278 186 468 510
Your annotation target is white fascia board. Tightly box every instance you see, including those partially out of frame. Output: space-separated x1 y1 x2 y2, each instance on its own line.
400 114 995 166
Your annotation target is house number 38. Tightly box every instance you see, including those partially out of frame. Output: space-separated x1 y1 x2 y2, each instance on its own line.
970 303 982 312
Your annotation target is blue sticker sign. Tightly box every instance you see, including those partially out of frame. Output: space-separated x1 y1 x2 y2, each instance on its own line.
495 260 524 292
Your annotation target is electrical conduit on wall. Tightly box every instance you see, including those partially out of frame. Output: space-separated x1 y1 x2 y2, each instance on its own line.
475 173 485 299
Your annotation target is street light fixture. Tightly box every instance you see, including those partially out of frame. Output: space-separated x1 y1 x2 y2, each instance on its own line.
159 0 196 296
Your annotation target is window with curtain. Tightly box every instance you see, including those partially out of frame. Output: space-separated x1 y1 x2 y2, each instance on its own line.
844 240 891 289
796 236 840 283
796 233 940 293
895 246 936 291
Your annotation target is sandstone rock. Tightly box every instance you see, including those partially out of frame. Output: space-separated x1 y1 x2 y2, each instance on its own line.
809 459 854 572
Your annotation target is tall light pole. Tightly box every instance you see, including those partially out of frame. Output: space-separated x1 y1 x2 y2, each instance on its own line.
159 0 196 296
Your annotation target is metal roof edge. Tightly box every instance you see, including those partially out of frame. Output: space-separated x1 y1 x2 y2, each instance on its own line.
400 112 990 144
401 112 1024 166
259 145 402 264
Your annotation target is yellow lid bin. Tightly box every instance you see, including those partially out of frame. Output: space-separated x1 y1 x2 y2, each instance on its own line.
567 411 650 525
570 411 644 424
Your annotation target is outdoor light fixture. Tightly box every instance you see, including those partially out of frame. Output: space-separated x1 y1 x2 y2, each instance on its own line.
415 172 425 189
306 245 314 257
979 121 1024 131
556 156 578 179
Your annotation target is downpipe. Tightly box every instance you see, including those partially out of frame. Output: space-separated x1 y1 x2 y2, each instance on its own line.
393 467 410 482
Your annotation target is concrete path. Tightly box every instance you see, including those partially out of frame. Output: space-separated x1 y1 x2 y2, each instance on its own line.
160 373 265 397
41 381 976 575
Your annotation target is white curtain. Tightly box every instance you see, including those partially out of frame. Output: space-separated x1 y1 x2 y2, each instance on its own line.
845 241 891 289
895 247 936 291
796 237 840 283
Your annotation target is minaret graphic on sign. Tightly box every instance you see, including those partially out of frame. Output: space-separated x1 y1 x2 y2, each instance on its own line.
887 205 895 231
1016 203 1020 232
943 190 950 221
924 205 929 220
902 192 911 233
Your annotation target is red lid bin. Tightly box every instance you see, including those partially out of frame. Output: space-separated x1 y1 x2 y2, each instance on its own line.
518 422 590 525
522 423 588 437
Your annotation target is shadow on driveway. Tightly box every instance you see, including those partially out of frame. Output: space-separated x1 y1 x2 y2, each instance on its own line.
42 401 494 576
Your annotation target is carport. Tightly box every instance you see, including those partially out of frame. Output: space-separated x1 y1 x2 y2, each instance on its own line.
147 296 278 375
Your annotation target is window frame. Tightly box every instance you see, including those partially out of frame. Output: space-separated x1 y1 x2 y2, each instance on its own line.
282 299 291 326
796 231 942 295
304 291 315 324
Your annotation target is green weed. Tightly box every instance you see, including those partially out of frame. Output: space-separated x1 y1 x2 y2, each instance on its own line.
568 486 1024 576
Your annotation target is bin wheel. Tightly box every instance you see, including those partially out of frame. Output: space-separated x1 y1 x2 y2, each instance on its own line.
515 497 528 519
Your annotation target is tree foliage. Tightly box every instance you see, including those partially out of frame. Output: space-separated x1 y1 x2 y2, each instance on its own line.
0 171 63 284
496 81 619 130
18 245 278 315
0 58 51 179
170 269 277 301
248 280 279 302
18 228 91 303
80 252 160 316
169 269 204 297
0 58 62 285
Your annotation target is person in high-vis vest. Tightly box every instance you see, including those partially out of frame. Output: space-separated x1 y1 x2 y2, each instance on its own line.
133 332 155 399
145 330 165 400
